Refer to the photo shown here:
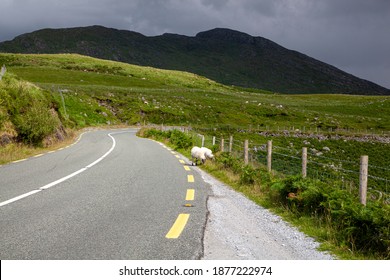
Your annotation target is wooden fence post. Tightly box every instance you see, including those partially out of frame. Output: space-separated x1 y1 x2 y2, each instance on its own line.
0 65 6 81
302 147 307 178
229 135 233 153
244 140 249 165
267 140 272 173
359 155 368 206
212 136 216 146
201 135 205 147
220 138 224 152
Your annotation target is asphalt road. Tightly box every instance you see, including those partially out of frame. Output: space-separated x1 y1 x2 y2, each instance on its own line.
0 129 210 259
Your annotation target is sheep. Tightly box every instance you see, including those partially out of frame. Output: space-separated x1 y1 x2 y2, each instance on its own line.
191 146 206 166
200 147 214 160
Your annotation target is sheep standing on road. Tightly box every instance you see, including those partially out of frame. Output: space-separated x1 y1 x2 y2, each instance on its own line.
191 146 206 166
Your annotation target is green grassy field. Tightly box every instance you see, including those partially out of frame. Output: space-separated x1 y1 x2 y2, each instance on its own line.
1 53 389 131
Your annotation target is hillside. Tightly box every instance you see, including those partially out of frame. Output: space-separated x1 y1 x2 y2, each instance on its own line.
1 53 389 134
1 25 389 95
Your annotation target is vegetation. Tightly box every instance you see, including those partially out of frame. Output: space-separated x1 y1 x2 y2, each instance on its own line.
0 73 61 145
140 128 389 259
1 53 389 133
1 52 389 259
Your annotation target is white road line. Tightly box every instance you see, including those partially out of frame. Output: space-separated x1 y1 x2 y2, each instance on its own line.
39 168 88 190
0 190 41 207
85 134 116 168
0 132 123 208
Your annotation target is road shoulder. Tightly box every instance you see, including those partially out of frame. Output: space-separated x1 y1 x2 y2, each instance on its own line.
195 168 334 260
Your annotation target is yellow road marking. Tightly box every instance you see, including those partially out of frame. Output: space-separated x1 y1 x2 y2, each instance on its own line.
184 166 191 171
179 160 185 164
165 214 190 239
175 155 180 158
186 189 195 201
187 175 194 183
171 151 176 154
33 154 43 158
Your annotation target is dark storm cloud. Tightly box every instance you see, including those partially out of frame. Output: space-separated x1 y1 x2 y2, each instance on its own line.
0 0 389 88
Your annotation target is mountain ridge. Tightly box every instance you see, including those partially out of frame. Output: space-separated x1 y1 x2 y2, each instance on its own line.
1 25 389 95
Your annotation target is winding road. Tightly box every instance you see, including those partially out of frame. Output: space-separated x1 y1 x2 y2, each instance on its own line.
0 129 210 259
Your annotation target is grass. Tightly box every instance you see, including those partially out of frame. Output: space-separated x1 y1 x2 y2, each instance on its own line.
0 131 76 165
1 53 389 132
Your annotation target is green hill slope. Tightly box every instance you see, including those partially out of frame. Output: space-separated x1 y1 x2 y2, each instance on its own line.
1 26 389 95
1 53 389 137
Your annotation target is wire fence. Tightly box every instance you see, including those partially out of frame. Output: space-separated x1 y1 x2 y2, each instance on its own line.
186 123 390 139
187 130 389 204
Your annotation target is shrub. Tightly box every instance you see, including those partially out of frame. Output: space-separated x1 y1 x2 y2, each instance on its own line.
324 190 390 258
13 105 59 144
167 129 193 149
270 175 390 258
1 75 60 145
217 152 241 173
240 164 257 185
141 128 193 150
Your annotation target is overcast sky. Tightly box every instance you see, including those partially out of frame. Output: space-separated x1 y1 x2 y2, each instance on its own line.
1 0 389 89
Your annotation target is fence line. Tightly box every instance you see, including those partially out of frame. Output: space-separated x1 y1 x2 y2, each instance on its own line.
193 124 390 137
188 131 389 204
181 129 389 196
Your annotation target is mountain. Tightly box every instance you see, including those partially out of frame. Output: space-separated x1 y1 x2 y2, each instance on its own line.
0 25 389 95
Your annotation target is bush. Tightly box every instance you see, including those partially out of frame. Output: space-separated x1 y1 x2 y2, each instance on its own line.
166 129 194 149
13 105 59 144
324 189 390 258
1 75 60 145
141 128 193 150
216 152 241 173
240 164 257 185
270 175 390 258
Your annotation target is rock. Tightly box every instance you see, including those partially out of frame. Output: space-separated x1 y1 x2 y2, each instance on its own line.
0 134 13 146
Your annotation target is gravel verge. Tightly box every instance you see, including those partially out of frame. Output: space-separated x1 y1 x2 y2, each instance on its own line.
194 167 335 260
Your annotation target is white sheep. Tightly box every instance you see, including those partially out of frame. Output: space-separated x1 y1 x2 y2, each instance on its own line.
191 146 206 165
200 147 214 160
